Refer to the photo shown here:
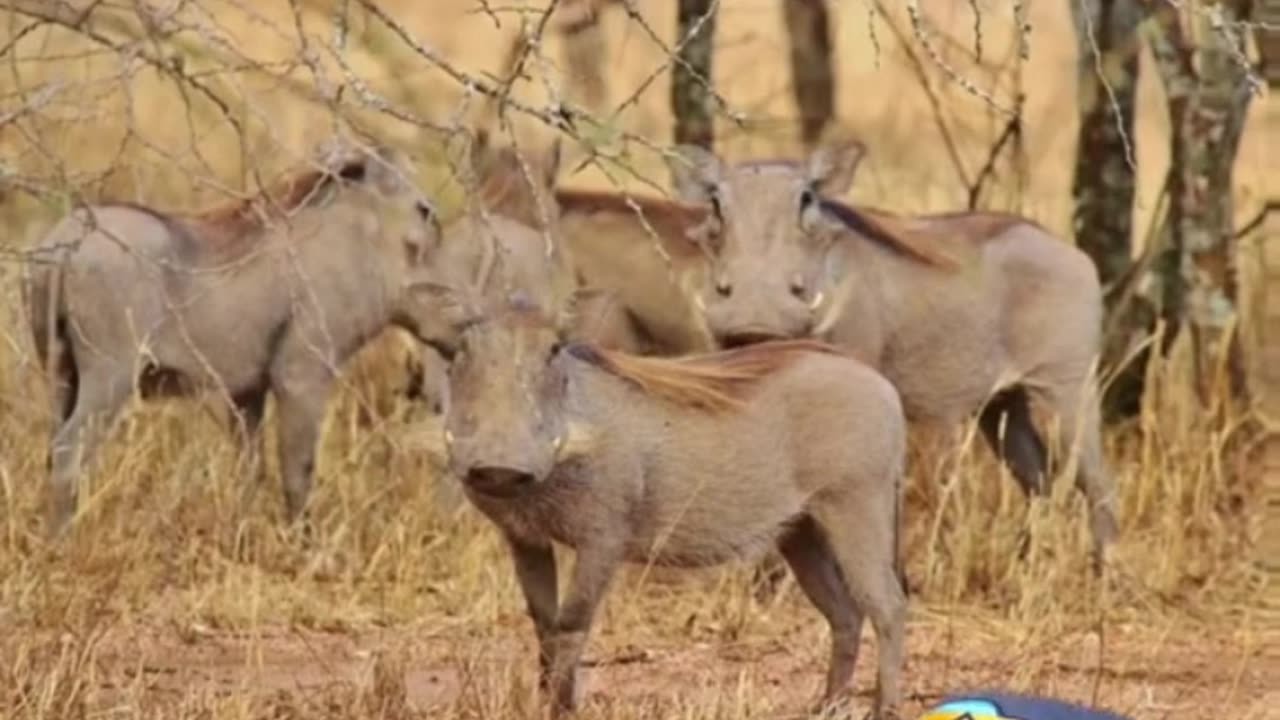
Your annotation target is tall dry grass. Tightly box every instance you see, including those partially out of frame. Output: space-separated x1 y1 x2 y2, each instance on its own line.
0 1 1273 718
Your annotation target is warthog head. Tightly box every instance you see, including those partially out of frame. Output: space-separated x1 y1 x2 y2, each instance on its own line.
665 140 867 348
398 130 577 363
416 284 598 498
325 140 471 353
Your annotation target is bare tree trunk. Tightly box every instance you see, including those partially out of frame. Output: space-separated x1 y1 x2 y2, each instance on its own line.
671 0 718 149
561 15 609 112
558 0 617 113
488 0 615 126
1248 1 1280 577
1069 0 1148 419
1146 1 1257 403
1256 0 1280 85
1255 208 1280 575
784 0 835 148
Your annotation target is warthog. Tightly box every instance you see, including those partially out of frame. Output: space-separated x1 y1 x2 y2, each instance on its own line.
664 140 1119 569
23 139 450 536
405 131 713 418
414 284 909 719
466 128 713 355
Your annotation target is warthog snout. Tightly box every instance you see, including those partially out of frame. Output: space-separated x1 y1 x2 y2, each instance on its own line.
464 465 538 497
700 281 817 349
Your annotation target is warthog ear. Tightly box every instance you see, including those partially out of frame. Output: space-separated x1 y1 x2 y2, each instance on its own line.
405 198 443 265
666 144 722 205
406 280 482 329
554 420 595 462
806 139 867 198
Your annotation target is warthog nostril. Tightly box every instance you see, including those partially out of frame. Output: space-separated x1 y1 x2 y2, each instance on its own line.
715 278 733 297
464 466 536 496
790 279 806 299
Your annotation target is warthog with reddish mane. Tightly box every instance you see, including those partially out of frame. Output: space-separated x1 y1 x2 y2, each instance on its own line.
23 140 451 536
664 140 1119 569
414 281 909 719
406 131 712 417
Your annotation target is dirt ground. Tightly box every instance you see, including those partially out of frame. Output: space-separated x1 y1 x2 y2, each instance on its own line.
38 600 1271 719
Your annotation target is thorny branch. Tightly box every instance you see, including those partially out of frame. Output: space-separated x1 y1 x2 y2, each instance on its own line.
904 0 1017 116
2 0 247 139
0 0 1269 254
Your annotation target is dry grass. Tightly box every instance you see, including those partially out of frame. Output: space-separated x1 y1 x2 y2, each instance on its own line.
0 1 1274 718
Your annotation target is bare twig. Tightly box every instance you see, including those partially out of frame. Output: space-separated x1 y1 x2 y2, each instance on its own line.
873 0 972 190
966 106 1022 210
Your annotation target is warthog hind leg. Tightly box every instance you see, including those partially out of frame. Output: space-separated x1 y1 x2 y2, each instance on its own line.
978 385 1049 497
230 388 268 540
1035 379 1118 575
777 515 864 708
47 363 132 538
809 497 906 720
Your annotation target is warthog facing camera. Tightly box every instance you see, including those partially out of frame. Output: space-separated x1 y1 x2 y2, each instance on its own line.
415 284 909 719
666 141 1119 570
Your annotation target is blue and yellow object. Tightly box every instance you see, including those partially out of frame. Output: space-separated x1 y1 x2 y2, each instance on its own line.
919 692 1132 720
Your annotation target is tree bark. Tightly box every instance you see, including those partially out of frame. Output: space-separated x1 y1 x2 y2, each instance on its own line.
1069 0 1148 419
1256 0 1280 86
1254 208 1280 575
1248 1 1279 577
671 0 718 149
784 0 835 148
558 0 616 113
1146 0 1257 403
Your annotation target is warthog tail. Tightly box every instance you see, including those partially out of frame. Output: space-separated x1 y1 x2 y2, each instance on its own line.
894 460 911 599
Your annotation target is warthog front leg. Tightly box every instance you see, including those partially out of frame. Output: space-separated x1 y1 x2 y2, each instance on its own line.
547 541 622 717
505 536 559 690
269 358 333 527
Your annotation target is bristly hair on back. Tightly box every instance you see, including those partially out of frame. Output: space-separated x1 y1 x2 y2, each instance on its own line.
555 189 707 259
473 146 560 229
566 339 853 413
820 200 964 270
192 157 367 238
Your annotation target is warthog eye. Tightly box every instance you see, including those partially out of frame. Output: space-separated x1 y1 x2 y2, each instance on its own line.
715 276 732 298
548 340 565 360
338 161 367 182
798 188 816 214
790 277 806 299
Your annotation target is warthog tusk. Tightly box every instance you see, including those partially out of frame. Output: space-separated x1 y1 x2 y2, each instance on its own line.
444 430 454 446
555 421 595 461
808 291 825 311
693 294 706 312
552 434 563 452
